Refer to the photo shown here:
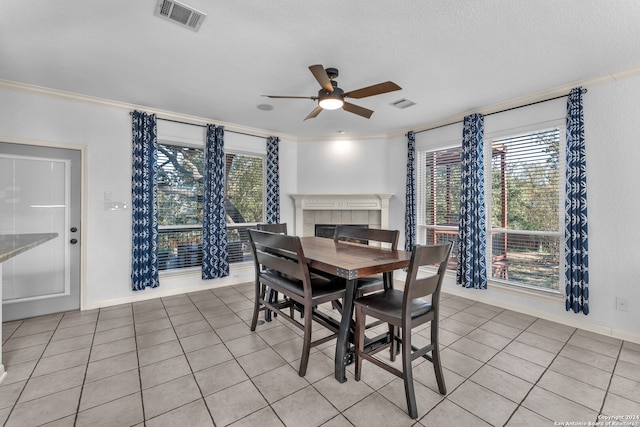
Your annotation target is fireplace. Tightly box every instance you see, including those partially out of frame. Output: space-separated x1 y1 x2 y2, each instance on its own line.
291 194 393 237
315 224 368 240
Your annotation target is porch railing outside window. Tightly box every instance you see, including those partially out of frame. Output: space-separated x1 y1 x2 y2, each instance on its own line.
489 128 563 291
417 127 564 291
157 143 264 271
158 224 255 270
489 230 561 289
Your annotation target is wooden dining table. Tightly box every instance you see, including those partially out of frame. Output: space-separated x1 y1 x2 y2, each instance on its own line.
299 236 412 383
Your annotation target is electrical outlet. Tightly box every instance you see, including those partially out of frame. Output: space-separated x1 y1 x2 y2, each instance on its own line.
616 297 629 312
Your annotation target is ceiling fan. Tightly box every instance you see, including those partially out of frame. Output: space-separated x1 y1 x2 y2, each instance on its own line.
263 65 402 120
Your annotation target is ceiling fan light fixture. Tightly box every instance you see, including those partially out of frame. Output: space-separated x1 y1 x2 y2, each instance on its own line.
265 64 401 120
319 97 344 110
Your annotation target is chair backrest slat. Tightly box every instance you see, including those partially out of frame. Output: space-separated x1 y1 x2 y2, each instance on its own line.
333 226 399 250
257 223 287 235
409 276 440 300
404 242 453 304
249 229 310 287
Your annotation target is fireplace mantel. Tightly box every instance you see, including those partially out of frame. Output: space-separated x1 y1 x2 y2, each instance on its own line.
290 194 393 236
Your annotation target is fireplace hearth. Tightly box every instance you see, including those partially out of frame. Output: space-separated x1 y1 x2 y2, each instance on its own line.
291 194 393 237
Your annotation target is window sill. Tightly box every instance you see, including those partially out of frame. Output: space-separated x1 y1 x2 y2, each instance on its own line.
487 277 564 301
437 271 565 311
159 261 254 278
415 267 564 304
159 266 201 277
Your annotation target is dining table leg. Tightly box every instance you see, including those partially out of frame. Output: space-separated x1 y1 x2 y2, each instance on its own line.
335 278 357 383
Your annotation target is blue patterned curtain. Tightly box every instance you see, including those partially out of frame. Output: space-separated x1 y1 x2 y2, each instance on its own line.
131 111 159 291
202 124 230 280
565 87 589 314
457 114 487 289
405 131 417 251
266 136 280 224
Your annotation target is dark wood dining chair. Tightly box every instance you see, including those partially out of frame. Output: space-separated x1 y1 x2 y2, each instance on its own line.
248 229 345 376
256 223 287 234
353 242 452 419
256 223 288 321
333 225 400 297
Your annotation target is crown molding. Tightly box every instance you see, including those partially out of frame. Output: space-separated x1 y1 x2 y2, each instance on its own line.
4 63 640 143
388 64 640 138
0 79 297 142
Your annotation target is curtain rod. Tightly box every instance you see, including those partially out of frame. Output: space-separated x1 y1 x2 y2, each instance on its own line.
157 117 267 139
411 88 588 135
129 114 268 139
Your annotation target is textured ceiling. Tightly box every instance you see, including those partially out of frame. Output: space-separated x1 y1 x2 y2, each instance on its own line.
1 0 640 139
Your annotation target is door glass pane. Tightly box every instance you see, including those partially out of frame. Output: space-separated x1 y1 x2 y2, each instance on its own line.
0 154 69 301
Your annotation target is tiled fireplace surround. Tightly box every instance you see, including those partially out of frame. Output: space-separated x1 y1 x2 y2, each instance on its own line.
290 194 393 237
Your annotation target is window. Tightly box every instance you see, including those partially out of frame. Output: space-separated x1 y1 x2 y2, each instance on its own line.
489 129 563 290
417 147 461 247
156 143 265 270
417 126 564 291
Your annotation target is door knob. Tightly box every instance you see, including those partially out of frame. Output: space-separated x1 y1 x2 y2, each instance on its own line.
70 239 78 244
70 227 78 232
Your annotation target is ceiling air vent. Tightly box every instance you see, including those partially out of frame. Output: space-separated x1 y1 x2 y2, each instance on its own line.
154 0 206 32
390 98 417 109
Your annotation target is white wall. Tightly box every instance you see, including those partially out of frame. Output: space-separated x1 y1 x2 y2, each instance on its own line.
0 85 297 308
1 74 638 342
296 138 390 193
295 77 640 342
294 136 408 236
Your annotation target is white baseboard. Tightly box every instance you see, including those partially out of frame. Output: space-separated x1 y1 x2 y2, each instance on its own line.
84 264 254 311
440 282 640 345
392 269 640 345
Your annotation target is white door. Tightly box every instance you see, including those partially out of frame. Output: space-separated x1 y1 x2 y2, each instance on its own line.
0 143 81 321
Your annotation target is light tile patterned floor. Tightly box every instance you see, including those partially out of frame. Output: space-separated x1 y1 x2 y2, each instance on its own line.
1 282 639 426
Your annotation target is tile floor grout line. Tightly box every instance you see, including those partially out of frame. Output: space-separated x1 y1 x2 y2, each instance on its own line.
131 300 148 425
249 291 391 425
1 286 638 426
504 326 582 426
145 293 206 424
541 329 621 418
71 307 101 426
184 288 239 426
235 287 310 426
2 312 67 426
189 287 295 426
432 301 555 426
598 338 624 417
434 305 530 426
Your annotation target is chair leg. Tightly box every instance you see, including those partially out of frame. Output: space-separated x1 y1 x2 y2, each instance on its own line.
297 305 313 377
431 320 447 395
265 288 281 322
354 306 365 381
389 324 397 362
265 287 274 322
401 325 418 419
250 281 263 331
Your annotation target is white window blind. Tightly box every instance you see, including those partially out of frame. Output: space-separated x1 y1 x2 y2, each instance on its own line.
489 128 563 290
156 143 265 270
417 126 564 290
417 147 461 247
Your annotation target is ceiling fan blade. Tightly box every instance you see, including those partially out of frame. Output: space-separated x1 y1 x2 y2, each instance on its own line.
309 64 334 93
342 102 373 119
343 81 401 99
262 95 318 99
304 105 323 121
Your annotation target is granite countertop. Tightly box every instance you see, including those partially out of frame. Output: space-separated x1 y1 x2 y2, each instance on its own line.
0 233 59 263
